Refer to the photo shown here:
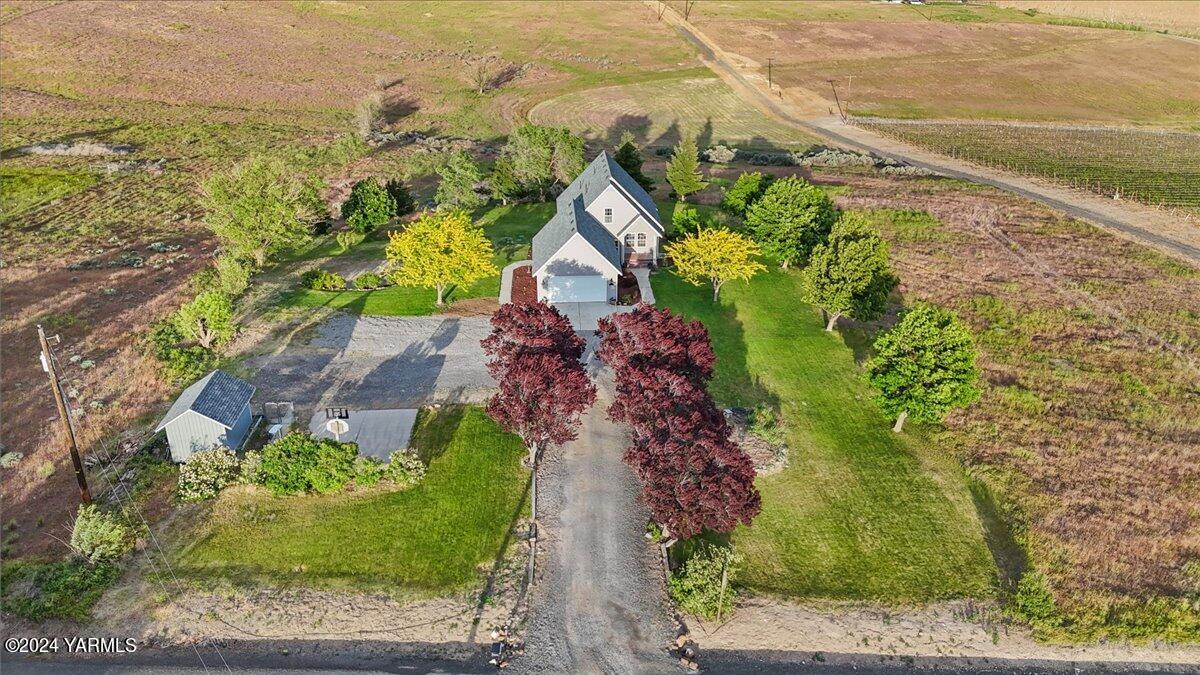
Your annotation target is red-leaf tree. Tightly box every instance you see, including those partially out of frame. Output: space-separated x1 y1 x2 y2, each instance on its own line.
482 300 585 367
482 301 596 541
596 304 715 386
597 304 760 540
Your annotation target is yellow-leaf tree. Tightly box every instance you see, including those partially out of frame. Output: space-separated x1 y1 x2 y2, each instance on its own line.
385 210 497 306
666 228 765 302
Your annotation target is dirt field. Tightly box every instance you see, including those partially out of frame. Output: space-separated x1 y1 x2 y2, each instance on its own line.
685 2 1200 124
994 1 1200 35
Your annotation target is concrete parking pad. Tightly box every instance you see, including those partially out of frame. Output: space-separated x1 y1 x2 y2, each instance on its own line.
308 408 419 460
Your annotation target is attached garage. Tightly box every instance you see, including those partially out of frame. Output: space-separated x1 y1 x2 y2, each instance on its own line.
544 275 608 303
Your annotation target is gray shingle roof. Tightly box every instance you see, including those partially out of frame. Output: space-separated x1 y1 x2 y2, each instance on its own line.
155 369 255 431
556 151 661 232
532 195 622 275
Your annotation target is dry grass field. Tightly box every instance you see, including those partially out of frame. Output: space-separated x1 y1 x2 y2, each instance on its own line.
684 0 1200 124
0 0 695 559
994 1 1200 36
530 75 821 149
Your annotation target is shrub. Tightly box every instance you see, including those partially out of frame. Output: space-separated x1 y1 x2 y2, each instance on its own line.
384 450 426 487
258 432 358 495
70 505 133 564
306 439 358 494
671 203 704 240
214 255 251 296
747 404 786 446
300 268 346 291
177 447 241 502
341 177 396 234
386 178 416 215
353 456 385 487
146 320 214 384
336 229 365 252
354 271 385 289
702 144 736 164
0 559 120 621
239 449 263 484
669 543 742 620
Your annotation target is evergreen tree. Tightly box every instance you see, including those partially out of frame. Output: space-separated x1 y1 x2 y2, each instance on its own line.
665 136 706 201
613 131 654 192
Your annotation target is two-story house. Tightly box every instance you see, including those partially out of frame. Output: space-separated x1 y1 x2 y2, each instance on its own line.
530 151 663 304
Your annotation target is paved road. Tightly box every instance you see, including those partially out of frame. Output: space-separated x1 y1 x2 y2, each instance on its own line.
656 2 1200 267
519 372 677 673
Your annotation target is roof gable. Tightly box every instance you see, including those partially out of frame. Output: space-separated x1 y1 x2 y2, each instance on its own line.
155 369 255 432
532 196 622 276
557 151 661 231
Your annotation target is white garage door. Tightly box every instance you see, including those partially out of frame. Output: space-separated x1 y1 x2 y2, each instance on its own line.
546 275 607 303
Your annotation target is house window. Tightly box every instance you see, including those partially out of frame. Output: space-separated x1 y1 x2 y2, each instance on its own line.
624 234 635 247
604 208 613 224
637 233 646 247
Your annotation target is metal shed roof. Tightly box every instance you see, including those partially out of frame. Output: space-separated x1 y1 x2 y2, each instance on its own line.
155 369 255 432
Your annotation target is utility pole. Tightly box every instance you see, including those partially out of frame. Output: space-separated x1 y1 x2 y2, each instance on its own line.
37 324 91 504
828 79 846 122
767 57 773 90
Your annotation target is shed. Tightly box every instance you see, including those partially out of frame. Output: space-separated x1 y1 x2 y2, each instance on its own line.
155 369 256 463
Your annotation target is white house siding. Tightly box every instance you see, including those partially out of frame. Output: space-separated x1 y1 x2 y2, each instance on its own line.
617 218 661 259
585 184 642 239
165 402 253 462
535 233 619 301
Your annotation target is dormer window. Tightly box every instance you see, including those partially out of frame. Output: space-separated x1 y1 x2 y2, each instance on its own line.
604 208 613 224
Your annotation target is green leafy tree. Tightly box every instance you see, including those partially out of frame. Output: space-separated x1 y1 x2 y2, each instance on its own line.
201 156 325 268
70 505 132 564
503 124 585 199
385 178 416 215
802 213 898 331
745 176 837 269
667 228 765 301
489 155 520 205
665 136 706 201
386 209 498 305
722 171 772 216
866 302 981 432
341 177 396 234
213 255 250 297
435 150 486 211
174 290 235 350
670 202 704 240
613 131 654 192
668 543 743 620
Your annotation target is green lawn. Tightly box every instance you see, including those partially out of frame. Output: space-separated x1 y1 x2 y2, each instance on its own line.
279 203 554 316
0 167 98 223
653 269 997 603
176 406 530 593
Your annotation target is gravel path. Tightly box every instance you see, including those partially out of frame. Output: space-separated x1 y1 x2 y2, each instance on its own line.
246 314 494 422
519 372 677 673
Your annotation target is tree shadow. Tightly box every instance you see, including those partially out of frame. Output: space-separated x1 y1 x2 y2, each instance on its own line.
407 404 468 464
968 477 1028 595
382 93 419 126
467 470 532 643
602 114 653 148
649 120 683 152
486 62 525 91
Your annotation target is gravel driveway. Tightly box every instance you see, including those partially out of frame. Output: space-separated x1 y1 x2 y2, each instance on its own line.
519 372 676 673
247 314 494 423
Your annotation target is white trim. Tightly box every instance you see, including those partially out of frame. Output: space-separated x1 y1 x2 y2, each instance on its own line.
607 179 663 234
155 407 233 433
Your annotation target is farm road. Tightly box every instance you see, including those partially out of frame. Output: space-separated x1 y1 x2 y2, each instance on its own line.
655 2 1200 268
519 372 677 673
